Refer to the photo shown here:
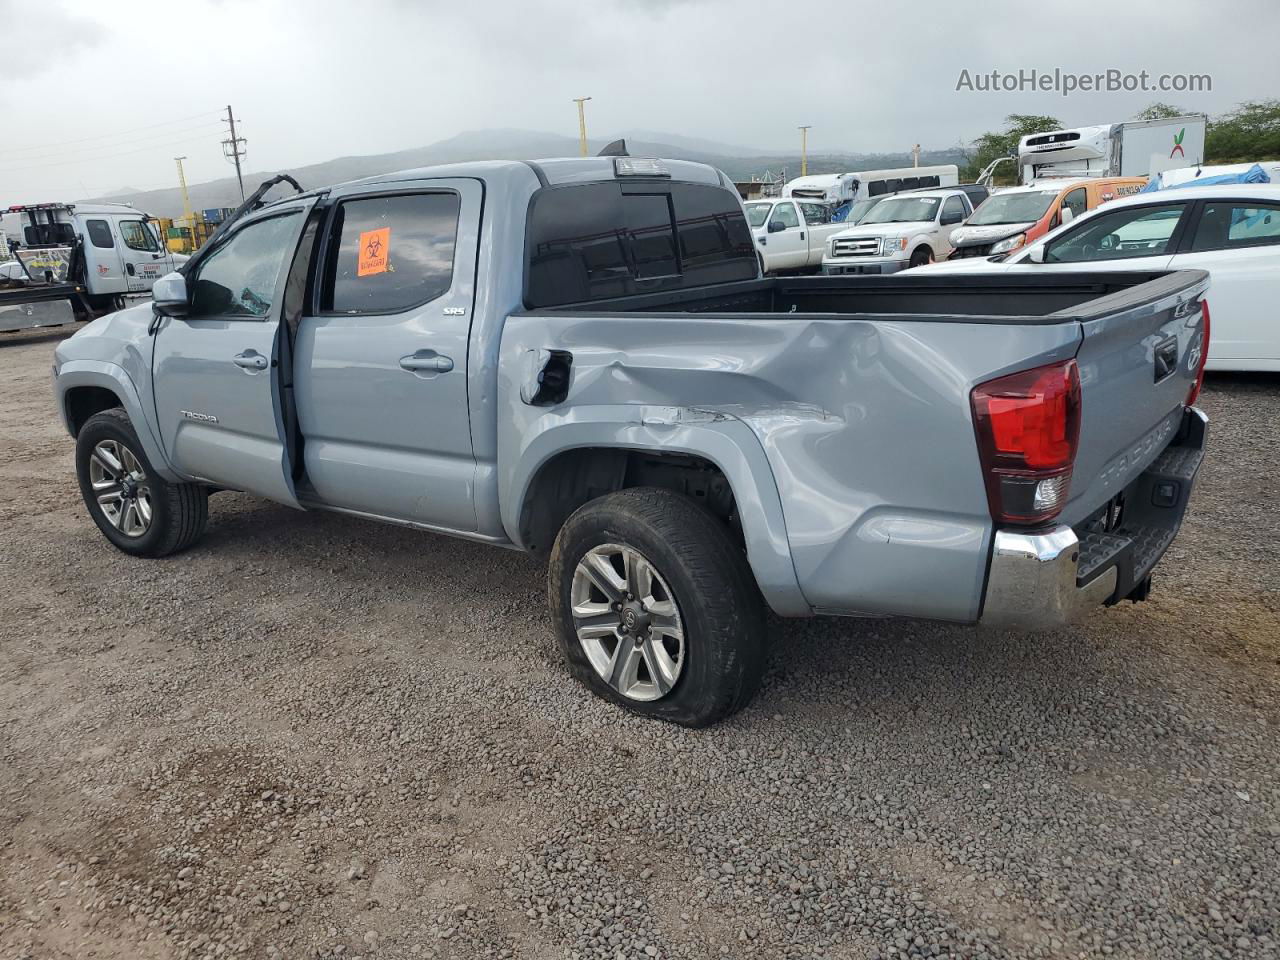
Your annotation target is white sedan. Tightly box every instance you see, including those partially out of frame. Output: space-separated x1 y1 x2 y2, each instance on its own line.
917 184 1280 372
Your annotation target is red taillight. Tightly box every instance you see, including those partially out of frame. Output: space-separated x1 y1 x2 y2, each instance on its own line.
972 359 1081 525
1186 299 1210 406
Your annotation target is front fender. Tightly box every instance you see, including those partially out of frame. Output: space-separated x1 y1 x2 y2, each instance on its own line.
502 404 810 617
55 360 182 483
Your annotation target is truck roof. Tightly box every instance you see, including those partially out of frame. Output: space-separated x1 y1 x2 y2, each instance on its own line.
6 202 142 216
333 157 729 193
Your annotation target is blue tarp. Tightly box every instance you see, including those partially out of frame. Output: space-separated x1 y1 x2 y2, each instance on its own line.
1141 163 1271 192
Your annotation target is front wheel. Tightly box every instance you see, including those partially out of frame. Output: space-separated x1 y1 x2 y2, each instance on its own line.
75 408 208 557
548 487 767 727
908 245 934 268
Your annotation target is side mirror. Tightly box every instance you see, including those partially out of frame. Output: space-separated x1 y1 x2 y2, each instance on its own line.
1025 246 1046 264
1060 207 1076 225
151 272 190 318
767 219 788 233
941 211 964 225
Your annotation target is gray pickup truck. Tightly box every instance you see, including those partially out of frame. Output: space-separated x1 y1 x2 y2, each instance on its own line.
52 157 1210 726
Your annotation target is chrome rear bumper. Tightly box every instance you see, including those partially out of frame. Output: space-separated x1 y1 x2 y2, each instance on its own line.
980 406 1207 630
980 526 1117 629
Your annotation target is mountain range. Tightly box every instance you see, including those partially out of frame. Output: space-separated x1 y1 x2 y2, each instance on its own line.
88 128 969 218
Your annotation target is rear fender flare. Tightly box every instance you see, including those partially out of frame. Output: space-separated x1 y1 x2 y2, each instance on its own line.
503 405 810 617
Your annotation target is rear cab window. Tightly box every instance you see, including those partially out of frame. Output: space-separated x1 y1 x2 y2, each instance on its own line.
321 192 460 314
86 219 114 248
524 180 757 308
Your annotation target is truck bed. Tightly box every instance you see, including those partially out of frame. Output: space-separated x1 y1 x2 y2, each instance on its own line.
504 268 1209 621
525 270 1186 323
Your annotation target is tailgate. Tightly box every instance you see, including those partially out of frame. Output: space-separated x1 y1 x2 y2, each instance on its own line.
1059 269 1209 527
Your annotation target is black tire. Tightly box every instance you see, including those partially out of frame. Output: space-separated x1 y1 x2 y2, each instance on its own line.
548 487 767 727
909 245 934 268
75 408 208 558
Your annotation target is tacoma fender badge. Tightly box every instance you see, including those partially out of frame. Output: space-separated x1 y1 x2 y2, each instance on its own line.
181 410 219 424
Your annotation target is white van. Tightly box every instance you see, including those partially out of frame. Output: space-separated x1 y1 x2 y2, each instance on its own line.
784 165 959 206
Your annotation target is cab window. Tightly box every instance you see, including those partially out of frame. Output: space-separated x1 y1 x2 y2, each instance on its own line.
1189 201 1280 252
119 219 159 253
190 212 300 319
1044 203 1187 263
770 203 800 229
86 219 114 249
1062 187 1088 220
941 196 967 224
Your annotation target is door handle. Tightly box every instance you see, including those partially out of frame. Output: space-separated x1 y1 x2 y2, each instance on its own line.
233 352 269 371
399 351 454 374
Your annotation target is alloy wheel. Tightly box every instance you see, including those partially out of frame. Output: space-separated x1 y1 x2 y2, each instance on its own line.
570 543 685 702
88 439 153 538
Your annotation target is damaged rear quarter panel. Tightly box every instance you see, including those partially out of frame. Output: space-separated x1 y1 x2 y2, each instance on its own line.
498 311 1081 622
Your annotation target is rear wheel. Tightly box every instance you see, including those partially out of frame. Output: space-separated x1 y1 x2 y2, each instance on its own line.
75 408 208 558
548 487 767 727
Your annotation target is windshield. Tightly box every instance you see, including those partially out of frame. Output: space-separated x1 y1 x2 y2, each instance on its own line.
744 203 771 228
860 196 940 225
845 198 881 224
968 190 1058 226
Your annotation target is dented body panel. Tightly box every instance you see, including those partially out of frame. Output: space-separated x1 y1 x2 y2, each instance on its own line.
498 312 1082 621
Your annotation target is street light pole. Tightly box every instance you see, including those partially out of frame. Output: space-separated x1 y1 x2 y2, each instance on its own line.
798 125 812 177
573 97 592 157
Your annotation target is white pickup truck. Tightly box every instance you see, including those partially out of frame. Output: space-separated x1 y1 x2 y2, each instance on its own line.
822 188 973 274
745 197 848 273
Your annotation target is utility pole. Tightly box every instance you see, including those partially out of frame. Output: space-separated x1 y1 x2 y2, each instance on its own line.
175 157 195 253
573 97 592 157
222 104 247 201
798 125 811 177
911 143 921 168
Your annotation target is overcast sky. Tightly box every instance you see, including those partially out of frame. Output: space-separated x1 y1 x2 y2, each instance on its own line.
3 0 1278 203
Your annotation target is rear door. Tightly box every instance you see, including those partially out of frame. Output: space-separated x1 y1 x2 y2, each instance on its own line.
1168 198 1280 365
152 199 316 506
292 179 481 530
80 217 127 294
797 201 834 264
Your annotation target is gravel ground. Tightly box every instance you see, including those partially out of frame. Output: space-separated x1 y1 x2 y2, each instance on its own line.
1 323 1277 960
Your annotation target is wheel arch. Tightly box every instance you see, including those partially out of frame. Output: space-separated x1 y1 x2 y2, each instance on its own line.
504 412 809 617
57 361 181 482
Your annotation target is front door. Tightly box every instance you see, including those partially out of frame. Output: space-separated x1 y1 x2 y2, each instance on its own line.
116 215 171 293
292 179 481 531
152 199 316 506
766 201 807 269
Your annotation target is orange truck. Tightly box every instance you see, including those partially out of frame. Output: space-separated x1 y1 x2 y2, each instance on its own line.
947 176 1147 259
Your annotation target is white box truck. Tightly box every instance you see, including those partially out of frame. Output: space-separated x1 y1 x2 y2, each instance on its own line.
1018 116 1206 183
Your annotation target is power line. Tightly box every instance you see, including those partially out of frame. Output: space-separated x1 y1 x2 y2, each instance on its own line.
0 131 228 173
0 110 224 157
0 121 225 165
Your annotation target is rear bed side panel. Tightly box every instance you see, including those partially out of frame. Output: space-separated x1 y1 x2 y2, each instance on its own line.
1059 271 1210 528
497 313 1082 622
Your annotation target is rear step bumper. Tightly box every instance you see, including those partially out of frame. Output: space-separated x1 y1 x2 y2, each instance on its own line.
981 406 1207 629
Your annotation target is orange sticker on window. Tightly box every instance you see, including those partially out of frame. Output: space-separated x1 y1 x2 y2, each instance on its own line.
357 227 390 277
